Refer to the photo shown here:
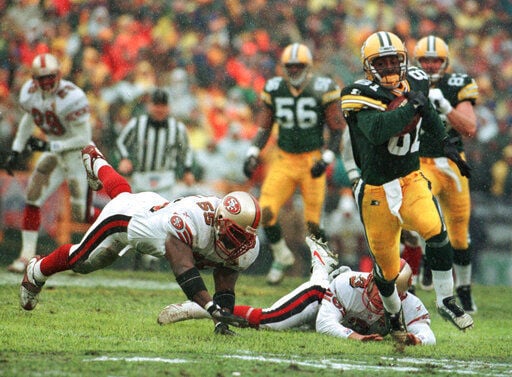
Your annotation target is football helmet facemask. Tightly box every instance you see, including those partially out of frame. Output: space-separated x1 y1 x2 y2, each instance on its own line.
413 35 450 83
362 259 413 315
281 43 313 88
361 31 408 89
32 53 61 93
214 191 261 261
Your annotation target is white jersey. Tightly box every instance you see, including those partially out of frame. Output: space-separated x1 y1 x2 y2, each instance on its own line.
13 78 92 153
316 270 435 345
127 194 259 271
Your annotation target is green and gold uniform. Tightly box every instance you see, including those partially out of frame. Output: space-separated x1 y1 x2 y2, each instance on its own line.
259 74 340 229
419 73 478 251
341 66 452 281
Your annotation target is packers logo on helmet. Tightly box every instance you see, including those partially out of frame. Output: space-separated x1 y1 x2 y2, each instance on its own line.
361 31 408 89
281 43 313 88
414 35 450 83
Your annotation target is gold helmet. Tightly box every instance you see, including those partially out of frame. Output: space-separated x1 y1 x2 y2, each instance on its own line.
214 191 261 261
281 43 313 88
362 259 413 314
361 31 408 89
32 53 61 93
413 35 450 83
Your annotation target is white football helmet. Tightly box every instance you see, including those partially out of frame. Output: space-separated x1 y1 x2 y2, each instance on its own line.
362 259 413 314
32 53 61 93
281 43 313 88
214 191 261 261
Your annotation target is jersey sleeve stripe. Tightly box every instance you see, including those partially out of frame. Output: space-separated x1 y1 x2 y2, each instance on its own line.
341 95 386 112
322 89 342 104
458 82 479 101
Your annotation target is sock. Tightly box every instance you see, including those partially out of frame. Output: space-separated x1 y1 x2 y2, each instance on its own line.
97 165 131 199
380 286 401 314
454 264 472 287
39 244 73 277
432 269 454 306
233 305 262 327
19 230 38 260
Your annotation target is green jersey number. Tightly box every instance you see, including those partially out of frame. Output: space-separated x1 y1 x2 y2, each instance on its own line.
275 97 318 129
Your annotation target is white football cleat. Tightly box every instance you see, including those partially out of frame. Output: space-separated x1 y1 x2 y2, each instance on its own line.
157 301 210 325
266 239 295 285
306 236 338 274
437 296 474 331
81 144 105 191
7 257 29 274
20 256 44 311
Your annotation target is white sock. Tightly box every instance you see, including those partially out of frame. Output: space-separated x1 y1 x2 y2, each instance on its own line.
271 239 295 265
32 260 48 283
432 269 454 306
380 286 401 314
453 263 472 287
93 159 109 176
20 230 38 260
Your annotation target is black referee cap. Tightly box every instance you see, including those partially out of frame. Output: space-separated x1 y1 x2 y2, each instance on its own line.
151 89 169 104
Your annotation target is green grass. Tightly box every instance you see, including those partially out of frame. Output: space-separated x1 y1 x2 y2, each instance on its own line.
1 269 511 377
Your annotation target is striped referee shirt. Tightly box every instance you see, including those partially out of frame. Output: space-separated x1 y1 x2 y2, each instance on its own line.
116 114 193 173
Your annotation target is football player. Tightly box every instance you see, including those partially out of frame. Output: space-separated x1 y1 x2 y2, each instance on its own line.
340 31 473 337
243 42 345 285
158 239 435 346
4 53 99 273
412 35 478 313
19 145 260 335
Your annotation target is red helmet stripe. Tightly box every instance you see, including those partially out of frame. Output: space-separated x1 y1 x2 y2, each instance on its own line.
40 54 47 69
249 194 261 228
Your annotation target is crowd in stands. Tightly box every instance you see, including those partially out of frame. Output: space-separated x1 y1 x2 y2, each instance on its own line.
1 0 512 206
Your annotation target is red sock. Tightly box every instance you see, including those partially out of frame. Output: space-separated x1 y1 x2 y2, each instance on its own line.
401 245 422 276
40 244 73 276
233 305 262 327
22 205 40 231
97 166 131 199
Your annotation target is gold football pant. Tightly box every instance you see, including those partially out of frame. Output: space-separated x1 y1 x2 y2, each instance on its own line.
259 149 325 227
356 171 445 281
420 156 470 250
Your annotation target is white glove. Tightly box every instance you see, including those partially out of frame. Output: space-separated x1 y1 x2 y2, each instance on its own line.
428 88 453 115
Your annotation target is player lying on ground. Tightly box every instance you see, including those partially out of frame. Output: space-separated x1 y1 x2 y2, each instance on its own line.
158 237 435 345
19 144 261 335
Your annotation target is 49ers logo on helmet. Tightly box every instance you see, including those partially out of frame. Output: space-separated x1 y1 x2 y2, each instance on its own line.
170 215 184 230
223 196 241 215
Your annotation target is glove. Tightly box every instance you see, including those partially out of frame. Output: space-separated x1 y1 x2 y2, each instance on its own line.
26 136 48 152
310 159 329 178
206 302 249 328
214 322 238 336
3 151 20 176
443 137 472 178
404 91 428 115
429 88 453 115
243 155 259 179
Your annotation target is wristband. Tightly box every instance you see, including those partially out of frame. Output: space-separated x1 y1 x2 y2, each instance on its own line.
322 150 335 164
246 146 260 158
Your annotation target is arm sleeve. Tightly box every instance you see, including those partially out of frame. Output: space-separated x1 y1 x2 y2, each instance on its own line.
341 128 360 183
116 117 138 159
11 113 35 152
251 127 272 151
407 322 436 345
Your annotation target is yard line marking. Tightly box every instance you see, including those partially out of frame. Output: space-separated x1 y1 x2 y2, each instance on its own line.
0 271 180 291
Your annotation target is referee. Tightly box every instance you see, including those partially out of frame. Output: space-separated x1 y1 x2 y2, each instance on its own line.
116 88 196 269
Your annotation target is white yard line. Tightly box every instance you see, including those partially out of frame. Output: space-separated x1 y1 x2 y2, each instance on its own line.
86 353 512 376
0 271 180 291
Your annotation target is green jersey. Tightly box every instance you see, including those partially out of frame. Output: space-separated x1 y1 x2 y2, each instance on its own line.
261 74 340 153
420 73 479 157
341 66 447 185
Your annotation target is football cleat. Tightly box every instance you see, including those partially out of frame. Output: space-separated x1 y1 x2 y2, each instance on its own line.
456 285 477 314
157 301 210 325
266 240 295 285
7 257 29 274
81 144 105 190
266 262 292 285
385 309 408 344
437 296 474 330
20 256 44 310
305 236 339 274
